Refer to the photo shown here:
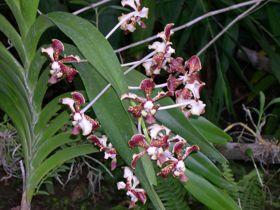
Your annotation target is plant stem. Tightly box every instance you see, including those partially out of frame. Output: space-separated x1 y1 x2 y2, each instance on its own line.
72 0 111 15
105 12 135 39
128 82 167 90
196 1 262 56
158 102 190 111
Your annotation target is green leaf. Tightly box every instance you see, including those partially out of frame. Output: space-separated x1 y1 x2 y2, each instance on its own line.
186 154 234 191
265 97 280 110
20 0 40 31
24 15 54 62
36 111 69 147
32 132 78 168
189 117 231 144
35 93 69 134
47 12 128 96
0 14 27 65
184 169 239 210
4 0 28 36
27 144 98 201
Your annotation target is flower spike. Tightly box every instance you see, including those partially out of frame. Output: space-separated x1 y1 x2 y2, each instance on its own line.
42 39 80 84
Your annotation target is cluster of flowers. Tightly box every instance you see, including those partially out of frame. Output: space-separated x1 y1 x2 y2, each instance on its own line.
118 0 149 33
122 24 206 124
42 40 117 171
61 92 117 170
119 24 205 207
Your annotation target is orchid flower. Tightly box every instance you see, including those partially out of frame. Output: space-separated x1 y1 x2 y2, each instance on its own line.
128 133 172 169
175 88 206 118
143 23 175 77
61 92 99 136
117 167 147 208
118 0 149 33
88 135 117 170
121 79 169 124
129 124 172 168
41 39 80 84
157 141 199 182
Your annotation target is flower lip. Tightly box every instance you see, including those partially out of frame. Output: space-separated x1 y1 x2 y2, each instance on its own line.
140 79 155 96
185 55 202 73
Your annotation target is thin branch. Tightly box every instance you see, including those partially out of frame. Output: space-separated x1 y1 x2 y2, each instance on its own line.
114 0 264 53
72 0 111 15
128 82 167 90
80 51 156 113
158 102 190 111
124 51 156 75
196 1 262 56
106 12 135 39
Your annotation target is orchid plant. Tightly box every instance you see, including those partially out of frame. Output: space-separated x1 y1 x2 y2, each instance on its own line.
0 0 240 209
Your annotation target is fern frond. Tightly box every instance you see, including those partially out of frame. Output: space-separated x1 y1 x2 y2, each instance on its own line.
237 171 265 210
155 176 190 210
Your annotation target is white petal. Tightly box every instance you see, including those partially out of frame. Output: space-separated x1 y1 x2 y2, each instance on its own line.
148 124 170 139
121 0 137 10
124 167 133 179
138 7 149 18
143 101 154 110
117 181 126 190
51 61 61 71
189 100 205 116
132 175 140 188
176 160 186 172
185 81 203 99
148 41 166 53
79 115 93 136
61 98 75 112
127 23 136 32
41 47 54 61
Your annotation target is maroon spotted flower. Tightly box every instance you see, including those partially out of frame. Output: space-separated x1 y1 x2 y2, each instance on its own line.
42 39 80 84
122 79 169 124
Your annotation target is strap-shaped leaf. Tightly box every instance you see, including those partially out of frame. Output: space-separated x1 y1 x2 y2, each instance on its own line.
0 43 24 77
27 144 98 201
0 86 31 167
186 155 234 191
184 169 239 210
4 0 27 36
189 117 231 144
24 15 54 62
33 68 50 112
47 12 128 96
35 111 69 147
35 93 68 134
0 14 27 65
32 132 78 169
27 50 47 91
0 62 28 103
19 0 40 32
